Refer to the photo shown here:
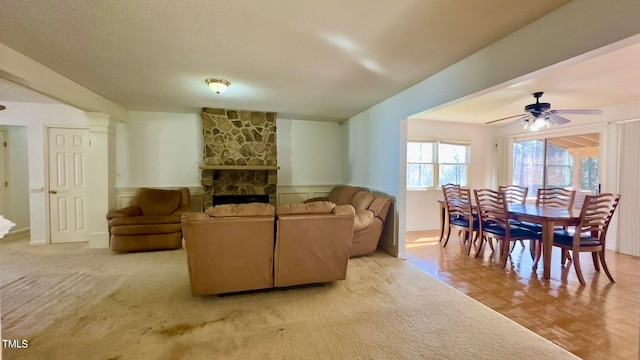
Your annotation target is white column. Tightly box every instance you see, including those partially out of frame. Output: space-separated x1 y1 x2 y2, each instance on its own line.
85 112 117 248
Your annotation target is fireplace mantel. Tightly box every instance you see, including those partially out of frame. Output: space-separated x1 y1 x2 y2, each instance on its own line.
199 165 280 171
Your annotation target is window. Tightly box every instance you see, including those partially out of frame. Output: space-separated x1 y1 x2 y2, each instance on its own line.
511 133 599 198
407 139 470 189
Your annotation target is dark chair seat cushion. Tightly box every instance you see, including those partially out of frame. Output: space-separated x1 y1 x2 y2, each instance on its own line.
450 216 479 229
483 223 538 238
517 221 543 232
450 216 469 227
552 230 601 246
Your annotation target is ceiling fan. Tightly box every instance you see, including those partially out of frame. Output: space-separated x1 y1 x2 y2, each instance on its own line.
485 92 603 131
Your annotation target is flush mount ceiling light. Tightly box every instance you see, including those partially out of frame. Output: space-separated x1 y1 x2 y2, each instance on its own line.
205 78 230 94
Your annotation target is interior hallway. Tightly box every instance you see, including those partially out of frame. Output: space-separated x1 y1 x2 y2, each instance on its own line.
405 230 640 360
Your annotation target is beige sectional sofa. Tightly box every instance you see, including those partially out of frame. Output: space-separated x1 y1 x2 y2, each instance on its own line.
305 185 392 257
181 202 355 296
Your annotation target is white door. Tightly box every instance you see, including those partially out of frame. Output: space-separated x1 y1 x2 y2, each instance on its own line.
0 128 7 216
48 128 90 243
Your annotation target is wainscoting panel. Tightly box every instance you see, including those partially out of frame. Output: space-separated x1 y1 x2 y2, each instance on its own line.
276 185 338 205
115 187 204 212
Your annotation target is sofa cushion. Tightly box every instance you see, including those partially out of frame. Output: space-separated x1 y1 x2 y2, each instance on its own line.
133 188 183 216
334 204 356 216
206 203 275 218
353 209 375 232
277 201 336 215
351 191 375 211
328 186 361 205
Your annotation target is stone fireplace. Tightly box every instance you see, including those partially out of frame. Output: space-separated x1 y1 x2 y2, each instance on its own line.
200 108 278 208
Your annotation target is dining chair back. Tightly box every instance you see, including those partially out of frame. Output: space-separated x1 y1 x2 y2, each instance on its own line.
474 188 538 266
442 185 476 252
522 188 577 265
536 188 576 208
551 193 621 285
498 185 528 204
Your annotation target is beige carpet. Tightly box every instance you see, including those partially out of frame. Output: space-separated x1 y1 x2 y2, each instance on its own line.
0 235 579 360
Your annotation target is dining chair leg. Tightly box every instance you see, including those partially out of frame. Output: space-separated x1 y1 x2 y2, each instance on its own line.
500 239 510 268
474 236 486 258
571 249 586 286
561 249 572 267
443 227 452 247
591 252 600 271
487 238 495 252
598 250 616 283
532 241 542 269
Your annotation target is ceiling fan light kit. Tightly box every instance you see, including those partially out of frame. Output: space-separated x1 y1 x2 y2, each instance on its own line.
485 91 603 131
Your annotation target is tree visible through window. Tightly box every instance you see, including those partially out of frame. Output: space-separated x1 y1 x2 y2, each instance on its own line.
512 133 599 198
407 140 469 189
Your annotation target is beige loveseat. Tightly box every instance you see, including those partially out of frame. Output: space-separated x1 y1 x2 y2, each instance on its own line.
305 185 392 257
181 202 355 296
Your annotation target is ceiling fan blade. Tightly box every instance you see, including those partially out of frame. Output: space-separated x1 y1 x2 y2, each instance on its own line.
502 115 530 128
550 109 603 115
547 113 571 124
485 113 526 125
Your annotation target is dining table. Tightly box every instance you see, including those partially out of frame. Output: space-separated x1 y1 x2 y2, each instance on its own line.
437 200 581 280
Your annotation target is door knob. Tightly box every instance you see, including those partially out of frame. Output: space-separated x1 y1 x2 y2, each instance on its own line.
49 190 57 194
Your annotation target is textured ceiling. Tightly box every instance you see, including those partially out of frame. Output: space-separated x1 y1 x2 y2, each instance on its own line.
0 0 572 121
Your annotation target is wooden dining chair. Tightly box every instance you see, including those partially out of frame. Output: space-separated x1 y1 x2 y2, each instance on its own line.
473 188 539 266
498 185 529 250
442 186 477 255
441 183 462 242
550 193 620 286
521 188 576 264
498 185 528 204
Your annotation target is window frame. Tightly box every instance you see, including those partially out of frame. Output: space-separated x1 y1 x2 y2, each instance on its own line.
406 138 470 190
508 129 603 200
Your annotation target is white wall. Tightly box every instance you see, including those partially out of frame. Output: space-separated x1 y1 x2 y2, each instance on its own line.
117 111 202 188
0 101 89 243
276 118 343 186
345 0 640 257
405 120 494 231
117 114 344 206
2 126 30 233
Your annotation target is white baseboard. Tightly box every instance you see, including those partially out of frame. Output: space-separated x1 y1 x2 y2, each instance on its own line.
406 226 440 232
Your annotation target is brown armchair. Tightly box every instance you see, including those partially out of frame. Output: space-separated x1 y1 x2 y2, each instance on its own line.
106 187 191 252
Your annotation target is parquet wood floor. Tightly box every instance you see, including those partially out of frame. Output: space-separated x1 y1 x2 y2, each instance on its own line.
406 230 640 360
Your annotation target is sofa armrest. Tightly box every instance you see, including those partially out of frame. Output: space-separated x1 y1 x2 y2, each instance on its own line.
354 209 375 232
181 212 210 222
106 206 142 219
